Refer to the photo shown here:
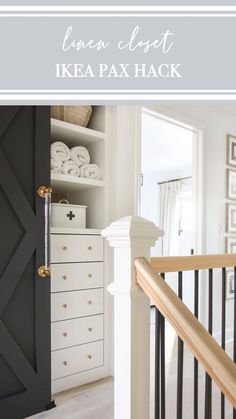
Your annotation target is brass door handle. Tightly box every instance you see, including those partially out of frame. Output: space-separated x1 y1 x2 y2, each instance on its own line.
38 265 50 278
37 185 52 279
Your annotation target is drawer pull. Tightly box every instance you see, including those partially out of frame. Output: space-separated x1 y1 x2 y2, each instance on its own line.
88 355 92 359
88 301 92 305
63 332 68 337
63 304 67 309
62 246 67 251
88 274 92 278
63 361 68 366
63 275 67 280
88 246 92 250
88 327 93 332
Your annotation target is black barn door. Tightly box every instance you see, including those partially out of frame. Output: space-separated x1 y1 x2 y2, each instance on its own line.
0 107 51 418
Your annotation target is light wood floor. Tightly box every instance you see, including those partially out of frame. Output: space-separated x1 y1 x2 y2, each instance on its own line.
28 378 113 419
28 310 235 419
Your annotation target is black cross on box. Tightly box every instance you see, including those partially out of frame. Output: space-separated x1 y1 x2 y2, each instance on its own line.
67 211 75 221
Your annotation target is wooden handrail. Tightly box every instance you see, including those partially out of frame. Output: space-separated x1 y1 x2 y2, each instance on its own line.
135 257 236 408
151 254 236 273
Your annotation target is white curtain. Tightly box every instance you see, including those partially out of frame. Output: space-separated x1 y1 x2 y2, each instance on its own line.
159 180 181 256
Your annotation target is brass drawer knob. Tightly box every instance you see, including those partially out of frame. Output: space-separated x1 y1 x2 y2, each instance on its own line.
88 274 92 278
88 355 92 359
63 304 67 309
63 332 67 337
88 327 92 332
63 275 67 280
62 246 67 251
88 301 92 305
88 246 92 250
63 361 67 366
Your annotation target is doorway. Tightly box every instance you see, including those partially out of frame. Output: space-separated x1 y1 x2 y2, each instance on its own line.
139 108 203 261
139 108 204 371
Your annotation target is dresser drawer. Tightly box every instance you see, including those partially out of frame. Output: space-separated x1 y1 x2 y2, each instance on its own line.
51 314 104 351
51 289 103 322
51 262 103 293
51 234 103 263
52 340 104 380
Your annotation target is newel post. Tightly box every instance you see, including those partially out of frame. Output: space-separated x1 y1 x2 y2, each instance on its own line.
102 216 163 419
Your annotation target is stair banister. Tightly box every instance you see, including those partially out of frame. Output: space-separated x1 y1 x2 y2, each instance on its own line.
102 216 163 419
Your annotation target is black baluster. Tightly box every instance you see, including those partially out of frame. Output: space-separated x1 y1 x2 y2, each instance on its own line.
205 269 213 419
177 271 184 419
160 273 166 419
221 268 226 419
194 270 199 419
155 307 161 419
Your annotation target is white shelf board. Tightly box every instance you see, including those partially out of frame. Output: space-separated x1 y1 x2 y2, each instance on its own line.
51 173 105 193
51 118 105 146
51 227 101 235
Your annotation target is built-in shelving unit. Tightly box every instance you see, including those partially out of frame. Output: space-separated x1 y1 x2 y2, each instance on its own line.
50 106 111 395
51 106 106 229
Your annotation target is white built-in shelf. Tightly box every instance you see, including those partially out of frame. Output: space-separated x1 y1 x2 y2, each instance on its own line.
51 173 105 193
51 227 101 235
51 118 105 146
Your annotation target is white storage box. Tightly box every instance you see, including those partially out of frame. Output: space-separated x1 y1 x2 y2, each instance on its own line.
51 203 87 228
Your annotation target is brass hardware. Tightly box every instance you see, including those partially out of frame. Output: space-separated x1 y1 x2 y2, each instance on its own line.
88 355 92 359
63 304 67 309
38 265 51 278
62 246 67 251
88 301 92 305
63 332 67 337
63 275 67 280
38 185 52 199
39 186 51 279
88 328 92 332
63 361 67 366
88 274 92 278
88 246 92 250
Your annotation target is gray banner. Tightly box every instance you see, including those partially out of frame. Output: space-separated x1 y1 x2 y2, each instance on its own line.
0 15 235 92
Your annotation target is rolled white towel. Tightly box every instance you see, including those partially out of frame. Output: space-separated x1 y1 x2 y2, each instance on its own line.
51 158 62 174
62 160 80 176
70 146 90 167
80 164 101 180
51 141 70 163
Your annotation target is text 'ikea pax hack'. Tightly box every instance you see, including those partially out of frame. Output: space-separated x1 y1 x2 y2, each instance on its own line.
0 107 51 418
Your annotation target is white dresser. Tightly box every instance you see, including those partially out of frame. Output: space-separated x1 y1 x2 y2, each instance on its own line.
50 228 105 394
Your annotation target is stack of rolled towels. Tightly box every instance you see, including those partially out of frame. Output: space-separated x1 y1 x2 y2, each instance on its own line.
51 141 101 180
